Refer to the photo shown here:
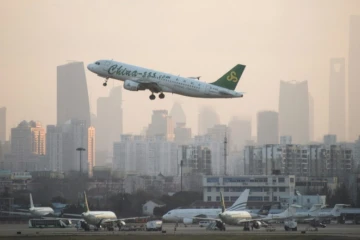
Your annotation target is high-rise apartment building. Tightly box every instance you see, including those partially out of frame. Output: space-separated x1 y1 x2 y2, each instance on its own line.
146 110 174 141
96 87 123 152
228 117 251 151
87 126 96 177
30 121 46 155
279 81 309 144
257 111 278 145
46 125 63 172
198 106 220 135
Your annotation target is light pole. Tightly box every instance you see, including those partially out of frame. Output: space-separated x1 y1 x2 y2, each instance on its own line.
76 147 86 177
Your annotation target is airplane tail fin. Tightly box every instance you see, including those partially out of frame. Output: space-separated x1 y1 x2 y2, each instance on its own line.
308 204 323 214
210 64 246 90
30 193 34 209
226 189 249 211
257 204 271 216
220 191 226 213
84 191 90 212
331 204 349 217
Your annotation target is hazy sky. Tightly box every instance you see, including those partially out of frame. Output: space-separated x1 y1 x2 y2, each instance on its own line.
1 0 359 141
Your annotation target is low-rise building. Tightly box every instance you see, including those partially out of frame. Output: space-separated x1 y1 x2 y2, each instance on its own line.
203 175 295 207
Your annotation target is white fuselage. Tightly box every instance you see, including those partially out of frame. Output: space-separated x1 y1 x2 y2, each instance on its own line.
29 207 55 217
87 60 244 98
162 208 221 222
81 211 117 227
219 211 253 225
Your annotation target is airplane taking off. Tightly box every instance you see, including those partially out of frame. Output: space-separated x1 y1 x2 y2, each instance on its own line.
87 60 246 100
0 194 55 217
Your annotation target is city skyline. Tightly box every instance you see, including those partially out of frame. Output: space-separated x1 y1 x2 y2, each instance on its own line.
1 1 360 142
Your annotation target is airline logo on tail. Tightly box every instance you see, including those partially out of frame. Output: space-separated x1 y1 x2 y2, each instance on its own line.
226 71 238 82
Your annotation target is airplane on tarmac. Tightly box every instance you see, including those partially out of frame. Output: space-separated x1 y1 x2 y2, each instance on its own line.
162 189 250 225
306 204 350 221
87 60 246 100
64 192 148 231
0 193 55 217
188 191 301 231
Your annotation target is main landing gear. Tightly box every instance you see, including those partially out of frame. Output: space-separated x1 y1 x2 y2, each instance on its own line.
149 93 165 100
103 78 109 87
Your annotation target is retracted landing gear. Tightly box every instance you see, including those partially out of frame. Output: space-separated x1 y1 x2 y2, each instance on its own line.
159 93 165 99
103 78 109 87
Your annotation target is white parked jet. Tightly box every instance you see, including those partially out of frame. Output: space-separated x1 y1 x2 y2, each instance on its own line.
0 193 55 217
65 192 147 231
308 204 350 220
162 189 249 225
87 60 246 100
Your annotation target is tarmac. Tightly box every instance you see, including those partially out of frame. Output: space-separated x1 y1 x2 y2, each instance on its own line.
0 223 360 238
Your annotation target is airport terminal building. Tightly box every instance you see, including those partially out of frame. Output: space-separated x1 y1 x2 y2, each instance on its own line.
202 175 325 209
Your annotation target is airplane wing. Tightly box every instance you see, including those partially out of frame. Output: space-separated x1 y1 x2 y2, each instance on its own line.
0 211 31 216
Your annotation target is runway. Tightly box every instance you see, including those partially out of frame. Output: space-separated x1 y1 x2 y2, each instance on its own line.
0 223 360 239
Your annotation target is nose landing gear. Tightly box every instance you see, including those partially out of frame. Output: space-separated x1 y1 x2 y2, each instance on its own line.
103 78 109 87
159 93 165 99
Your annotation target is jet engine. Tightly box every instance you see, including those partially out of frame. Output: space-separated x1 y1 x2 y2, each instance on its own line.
183 218 193 225
252 221 262 229
123 80 140 91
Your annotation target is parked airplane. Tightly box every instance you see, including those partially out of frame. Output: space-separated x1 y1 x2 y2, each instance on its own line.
0 194 55 217
87 60 246 100
162 189 250 225
183 191 295 231
309 204 350 220
65 192 147 231
293 204 323 220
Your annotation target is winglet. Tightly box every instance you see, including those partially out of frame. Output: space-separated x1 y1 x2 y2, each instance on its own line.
84 191 90 212
30 193 34 209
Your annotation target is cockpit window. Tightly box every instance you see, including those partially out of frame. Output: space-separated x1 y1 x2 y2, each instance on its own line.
95 62 100 65
167 212 171 215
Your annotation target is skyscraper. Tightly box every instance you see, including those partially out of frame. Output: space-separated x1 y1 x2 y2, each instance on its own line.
0 107 6 143
170 102 186 125
228 117 251 151
57 62 90 127
279 81 309 144
198 106 220 135
329 58 346 141
348 16 360 141
257 111 279 145
96 86 123 152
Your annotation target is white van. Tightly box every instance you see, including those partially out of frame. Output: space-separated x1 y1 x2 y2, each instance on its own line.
199 221 210 227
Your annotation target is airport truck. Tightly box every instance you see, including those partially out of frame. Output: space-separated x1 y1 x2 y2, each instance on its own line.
146 220 162 231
